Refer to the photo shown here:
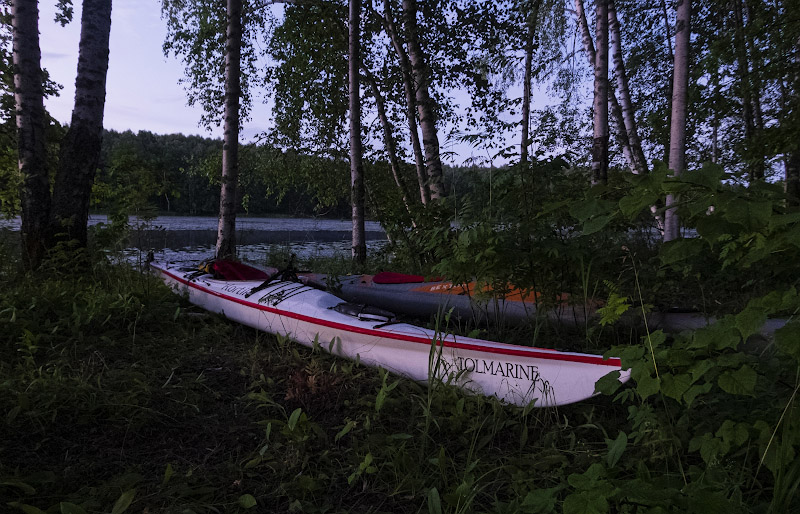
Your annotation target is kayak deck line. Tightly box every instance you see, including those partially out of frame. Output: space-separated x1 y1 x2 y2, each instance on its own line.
160 266 622 368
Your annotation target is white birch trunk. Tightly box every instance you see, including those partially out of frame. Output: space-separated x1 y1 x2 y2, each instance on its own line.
11 0 50 270
663 0 691 242
362 66 415 218
50 0 113 250
216 0 242 259
608 0 647 175
575 0 635 174
382 0 430 206
401 0 445 200
349 0 366 265
592 0 609 185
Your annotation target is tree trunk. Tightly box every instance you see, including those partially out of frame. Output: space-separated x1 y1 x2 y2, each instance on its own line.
362 65 415 218
787 36 800 207
520 0 541 164
11 0 50 270
787 153 800 206
575 0 634 174
592 0 609 185
401 0 445 199
608 0 647 174
215 0 242 260
663 0 691 242
732 0 759 181
382 0 429 206
349 0 366 265
661 0 674 164
50 0 112 249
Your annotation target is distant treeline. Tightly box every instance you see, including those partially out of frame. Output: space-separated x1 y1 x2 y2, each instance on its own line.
95 129 352 218
1 125 494 221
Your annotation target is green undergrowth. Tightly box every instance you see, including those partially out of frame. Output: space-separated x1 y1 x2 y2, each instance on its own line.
1 236 800 512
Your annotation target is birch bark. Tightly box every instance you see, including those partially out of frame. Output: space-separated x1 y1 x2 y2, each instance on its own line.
608 0 647 174
382 0 429 205
215 0 242 259
401 0 445 199
349 0 366 265
663 0 691 242
50 0 113 248
592 0 609 185
520 0 542 164
11 0 50 270
362 66 415 218
574 0 634 174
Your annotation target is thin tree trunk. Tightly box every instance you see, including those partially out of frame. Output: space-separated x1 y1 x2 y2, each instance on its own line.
575 0 634 173
663 0 691 242
215 0 242 259
401 0 445 199
50 0 112 249
661 0 674 164
11 0 50 270
382 0 429 206
592 0 609 185
520 0 541 164
743 0 765 180
349 0 366 265
362 65 415 218
787 36 800 206
732 0 758 181
787 153 800 206
608 0 647 174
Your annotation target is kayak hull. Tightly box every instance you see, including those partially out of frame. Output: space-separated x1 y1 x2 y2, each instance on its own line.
300 273 593 326
152 261 629 407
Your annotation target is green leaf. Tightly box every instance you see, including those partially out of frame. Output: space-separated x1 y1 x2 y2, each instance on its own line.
695 216 738 243
723 199 773 231
287 408 302 431
660 373 692 402
717 365 757 396
606 432 628 468
7 503 47 514
734 306 767 339
716 420 749 447
563 492 608 514
660 239 705 266
110 489 135 514
594 370 623 396
335 420 356 442
569 197 614 222
619 193 657 219
59 503 88 514
427 487 442 514
775 322 800 361
582 214 614 236
238 494 257 509
520 487 558 513
636 373 660 401
162 463 174 485
0 480 36 495
683 382 713 406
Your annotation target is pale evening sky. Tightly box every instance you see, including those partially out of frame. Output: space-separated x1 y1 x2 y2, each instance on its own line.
39 0 271 142
38 0 557 166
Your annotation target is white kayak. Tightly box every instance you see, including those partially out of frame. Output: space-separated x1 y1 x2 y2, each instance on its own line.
151 260 630 407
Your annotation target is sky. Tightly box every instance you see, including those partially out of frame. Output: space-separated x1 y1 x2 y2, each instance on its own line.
37 0 558 166
39 0 271 142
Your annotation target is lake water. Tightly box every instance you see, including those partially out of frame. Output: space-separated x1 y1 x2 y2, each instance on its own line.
1 215 389 265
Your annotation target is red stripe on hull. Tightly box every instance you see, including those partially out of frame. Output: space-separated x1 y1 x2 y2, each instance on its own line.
158 267 621 368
